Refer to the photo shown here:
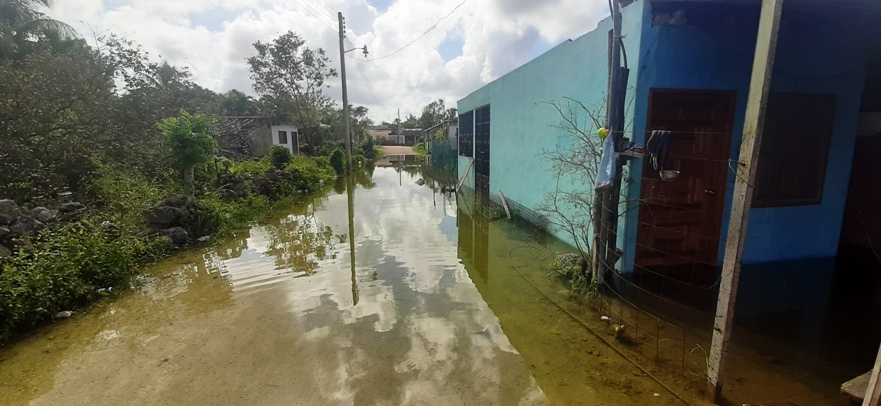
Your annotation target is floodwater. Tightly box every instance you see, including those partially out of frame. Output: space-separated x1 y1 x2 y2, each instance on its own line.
0 166 699 406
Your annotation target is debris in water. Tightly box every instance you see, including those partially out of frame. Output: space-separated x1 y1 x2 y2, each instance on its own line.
196 235 210 242
600 315 611 322
97 287 112 296
653 393 660 397
54 311 73 319
612 324 625 339
416 178 425 186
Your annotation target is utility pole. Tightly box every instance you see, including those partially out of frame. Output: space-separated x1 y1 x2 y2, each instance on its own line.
338 12 352 169
596 0 628 285
706 0 783 402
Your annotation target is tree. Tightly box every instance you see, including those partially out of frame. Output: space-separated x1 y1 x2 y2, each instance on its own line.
418 99 446 129
158 111 217 195
220 89 258 116
247 31 337 151
0 0 77 61
401 114 419 130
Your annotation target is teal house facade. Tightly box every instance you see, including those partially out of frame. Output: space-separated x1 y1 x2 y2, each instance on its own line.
457 0 881 290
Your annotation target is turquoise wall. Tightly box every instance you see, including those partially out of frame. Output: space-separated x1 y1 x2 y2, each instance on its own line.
458 0 872 269
629 1 871 266
457 1 646 252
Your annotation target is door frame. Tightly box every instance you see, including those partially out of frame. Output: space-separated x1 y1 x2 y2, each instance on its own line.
635 88 737 280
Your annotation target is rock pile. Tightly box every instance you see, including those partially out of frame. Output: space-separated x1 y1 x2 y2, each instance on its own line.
0 199 86 258
142 194 191 245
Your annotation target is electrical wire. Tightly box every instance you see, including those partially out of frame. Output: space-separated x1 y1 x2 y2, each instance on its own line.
367 0 468 61
505 245 692 406
291 0 338 32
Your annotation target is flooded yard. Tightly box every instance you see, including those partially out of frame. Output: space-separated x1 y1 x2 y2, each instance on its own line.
0 166 697 405
2 165 875 406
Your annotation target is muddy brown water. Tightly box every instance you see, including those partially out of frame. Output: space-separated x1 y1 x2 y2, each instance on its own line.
2 167 715 405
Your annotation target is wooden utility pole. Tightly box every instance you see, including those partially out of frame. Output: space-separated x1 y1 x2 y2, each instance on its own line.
706 0 783 402
338 12 352 169
865 341 881 406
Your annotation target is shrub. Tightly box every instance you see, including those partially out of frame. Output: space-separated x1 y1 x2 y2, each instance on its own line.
329 149 345 175
0 224 171 341
183 198 224 238
269 145 293 169
361 137 377 161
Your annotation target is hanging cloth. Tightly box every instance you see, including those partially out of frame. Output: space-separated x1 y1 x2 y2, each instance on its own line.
646 130 671 170
595 130 616 191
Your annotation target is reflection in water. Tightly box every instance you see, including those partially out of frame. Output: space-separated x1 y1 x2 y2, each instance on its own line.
0 166 699 406
347 173 358 305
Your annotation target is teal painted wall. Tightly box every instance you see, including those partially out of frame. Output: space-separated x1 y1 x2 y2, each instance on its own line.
457 1 646 252
628 1 872 267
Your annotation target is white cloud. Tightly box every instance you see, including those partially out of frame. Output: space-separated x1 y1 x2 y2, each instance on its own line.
44 0 610 123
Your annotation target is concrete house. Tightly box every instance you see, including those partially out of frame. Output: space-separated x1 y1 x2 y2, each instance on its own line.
458 1 881 400
458 0 881 279
424 117 459 154
217 117 300 158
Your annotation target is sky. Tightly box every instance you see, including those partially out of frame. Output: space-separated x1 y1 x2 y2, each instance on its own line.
45 0 611 124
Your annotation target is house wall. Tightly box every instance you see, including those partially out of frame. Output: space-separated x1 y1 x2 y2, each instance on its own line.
629 1 871 267
457 1 646 250
270 124 299 155
249 121 273 157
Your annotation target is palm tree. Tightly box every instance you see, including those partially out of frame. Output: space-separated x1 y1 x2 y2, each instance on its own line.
0 0 77 61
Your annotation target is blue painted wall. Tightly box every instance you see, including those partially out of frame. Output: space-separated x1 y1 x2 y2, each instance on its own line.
457 1 647 251
458 0 872 269
625 1 870 267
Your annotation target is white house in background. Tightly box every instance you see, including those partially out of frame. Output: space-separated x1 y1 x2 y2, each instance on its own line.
270 123 299 155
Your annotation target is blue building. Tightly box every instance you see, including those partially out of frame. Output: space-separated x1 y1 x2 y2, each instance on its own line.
457 0 881 288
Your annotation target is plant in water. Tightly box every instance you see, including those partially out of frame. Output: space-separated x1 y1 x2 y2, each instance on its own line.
329 149 345 175
158 110 217 195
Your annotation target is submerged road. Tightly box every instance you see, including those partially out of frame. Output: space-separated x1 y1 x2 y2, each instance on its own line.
0 167 690 406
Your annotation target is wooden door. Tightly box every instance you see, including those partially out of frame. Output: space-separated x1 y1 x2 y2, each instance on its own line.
635 90 736 287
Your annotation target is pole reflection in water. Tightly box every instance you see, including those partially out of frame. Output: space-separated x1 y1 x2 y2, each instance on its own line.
347 173 358 306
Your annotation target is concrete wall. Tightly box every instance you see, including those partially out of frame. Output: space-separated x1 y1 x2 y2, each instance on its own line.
457 1 646 250
631 1 872 265
249 121 273 157
270 124 299 155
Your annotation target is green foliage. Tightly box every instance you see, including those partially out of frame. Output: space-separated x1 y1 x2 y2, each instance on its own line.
548 254 598 298
361 137 377 161
0 224 172 342
412 143 427 155
329 149 345 175
158 111 217 171
269 145 293 169
182 198 223 238
87 164 173 230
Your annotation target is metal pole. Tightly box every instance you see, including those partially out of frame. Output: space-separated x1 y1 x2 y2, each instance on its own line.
338 12 352 170
706 0 783 402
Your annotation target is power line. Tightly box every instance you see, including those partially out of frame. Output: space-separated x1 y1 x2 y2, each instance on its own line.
302 0 337 23
291 0 338 31
367 0 468 61
310 0 339 17
346 55 380 106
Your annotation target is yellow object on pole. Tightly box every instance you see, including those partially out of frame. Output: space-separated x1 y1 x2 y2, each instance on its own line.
597 127 609 139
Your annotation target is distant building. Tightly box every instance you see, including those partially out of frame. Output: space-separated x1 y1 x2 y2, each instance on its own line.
216 116 299 158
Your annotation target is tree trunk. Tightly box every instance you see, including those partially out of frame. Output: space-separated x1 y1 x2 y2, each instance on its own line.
184 165 194 196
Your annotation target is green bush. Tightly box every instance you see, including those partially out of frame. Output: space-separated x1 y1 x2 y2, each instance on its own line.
0 224 172 341
183 198 224 238
361 137 377 161
329 149 345 175
269 145 293 169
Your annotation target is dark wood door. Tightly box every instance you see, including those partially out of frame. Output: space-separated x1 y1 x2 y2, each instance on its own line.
635 90 736 287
